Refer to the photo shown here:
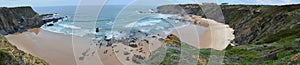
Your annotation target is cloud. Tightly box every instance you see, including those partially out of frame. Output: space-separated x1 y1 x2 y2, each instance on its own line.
283 0 293 4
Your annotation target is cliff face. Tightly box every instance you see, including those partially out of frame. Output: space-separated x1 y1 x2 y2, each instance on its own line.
222 4 300 45
0 6 44 35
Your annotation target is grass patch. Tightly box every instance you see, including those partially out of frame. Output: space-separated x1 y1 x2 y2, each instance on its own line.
159 49 181 65
0 50 9 55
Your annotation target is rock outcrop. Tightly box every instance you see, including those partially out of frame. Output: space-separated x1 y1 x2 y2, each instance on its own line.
0 6 45 35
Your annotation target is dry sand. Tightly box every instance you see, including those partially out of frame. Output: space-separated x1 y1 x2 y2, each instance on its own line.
169 15 235 50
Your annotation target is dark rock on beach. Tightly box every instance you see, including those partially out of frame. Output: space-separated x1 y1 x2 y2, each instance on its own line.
132 54 145 64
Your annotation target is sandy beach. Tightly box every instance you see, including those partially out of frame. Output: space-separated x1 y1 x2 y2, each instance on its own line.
169 15 235 50
6 29 77 65
4 14 234 65
5 28 164 65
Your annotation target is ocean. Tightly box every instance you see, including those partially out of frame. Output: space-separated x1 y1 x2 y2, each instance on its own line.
32 5 188 38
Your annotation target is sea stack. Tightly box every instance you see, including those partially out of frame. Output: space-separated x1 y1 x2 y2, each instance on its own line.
96 27 100 33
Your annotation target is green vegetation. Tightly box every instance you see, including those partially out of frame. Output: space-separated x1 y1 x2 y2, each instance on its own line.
221 24 300 64
0 50 8 55
258 25 300 44
159 49 181 65
0 50 9 61
160 34 182 65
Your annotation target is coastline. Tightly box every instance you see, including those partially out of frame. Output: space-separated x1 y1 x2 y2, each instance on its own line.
3 14 235 65
1 3 300 65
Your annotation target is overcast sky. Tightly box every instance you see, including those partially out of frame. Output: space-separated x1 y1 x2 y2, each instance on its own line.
1 0 300 7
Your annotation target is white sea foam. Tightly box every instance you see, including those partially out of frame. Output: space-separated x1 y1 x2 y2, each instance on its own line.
156 14 174 19
41 25 64 34
58 24 81 29
125 19 162 27
41 13 187 39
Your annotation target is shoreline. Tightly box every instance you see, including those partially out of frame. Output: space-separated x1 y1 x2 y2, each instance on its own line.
3 14 235 65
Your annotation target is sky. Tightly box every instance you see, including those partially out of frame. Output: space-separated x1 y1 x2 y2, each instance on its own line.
1 0 300 7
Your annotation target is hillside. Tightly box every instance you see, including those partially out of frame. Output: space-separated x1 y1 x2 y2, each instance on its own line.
156 4 300 64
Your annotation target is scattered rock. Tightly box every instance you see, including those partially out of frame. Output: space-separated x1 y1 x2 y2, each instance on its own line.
96 27 100 32
129 43 138 48
104 50 108 54
124 51 130 55
132 54 145 64
79 56 84 60
126 57 130 61
47 24 54 26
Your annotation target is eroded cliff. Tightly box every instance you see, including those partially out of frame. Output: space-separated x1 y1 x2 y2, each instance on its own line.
0 6 45 35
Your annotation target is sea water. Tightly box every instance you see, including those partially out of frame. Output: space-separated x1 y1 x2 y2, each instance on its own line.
32 5 188 38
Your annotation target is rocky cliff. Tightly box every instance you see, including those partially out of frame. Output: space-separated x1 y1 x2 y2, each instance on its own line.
156 4 300 64
0 6 45 35
0 6 49 65
222 4 300 45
